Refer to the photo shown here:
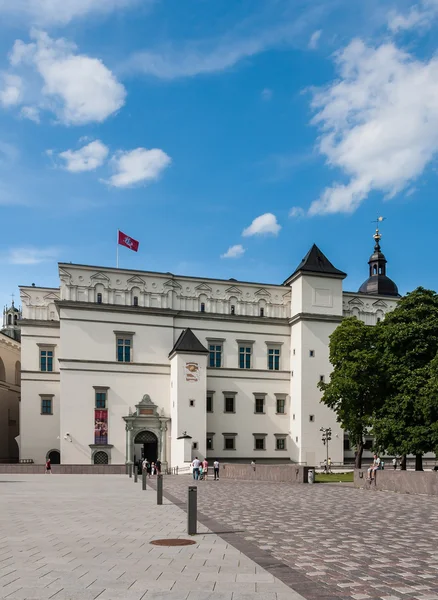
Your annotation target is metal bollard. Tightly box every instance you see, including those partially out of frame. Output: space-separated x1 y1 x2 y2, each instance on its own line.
142 469 147 490
128 463 133 478
125 463 129 475
134 465 138 483
187 486 197 535
157 474 163 505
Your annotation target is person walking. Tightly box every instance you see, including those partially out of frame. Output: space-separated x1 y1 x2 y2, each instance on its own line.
213 459 220 480
392 457 397 470
146 459 152 479
328 457 332 474
192 457 201 480
45 458 52 474
202 458 209 480
142 457 148 475
156 459 162 475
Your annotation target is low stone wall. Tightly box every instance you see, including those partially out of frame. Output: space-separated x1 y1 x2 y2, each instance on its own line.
220 463 311 483
0 464 126 475
355 469 438 496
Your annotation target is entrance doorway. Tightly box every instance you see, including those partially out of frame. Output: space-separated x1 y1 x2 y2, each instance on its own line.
48 450 60 464
134 430 158 465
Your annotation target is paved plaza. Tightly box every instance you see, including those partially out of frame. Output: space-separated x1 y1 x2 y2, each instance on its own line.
157 475 438 600
0 474 303 600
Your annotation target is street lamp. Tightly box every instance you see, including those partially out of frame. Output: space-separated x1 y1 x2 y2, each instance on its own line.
320 427 332 472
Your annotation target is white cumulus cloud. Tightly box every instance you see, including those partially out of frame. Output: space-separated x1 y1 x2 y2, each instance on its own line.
8 30 126 125
59 140 109 172
242 213 281 237
388 0 438 32
0 73 23 107
107 148 171 188
7 246 59 265
221 244 245 259
308 29 322 49
309 39 438 216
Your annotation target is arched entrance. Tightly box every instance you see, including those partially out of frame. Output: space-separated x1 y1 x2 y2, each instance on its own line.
134 430 158 464
47 450 60 464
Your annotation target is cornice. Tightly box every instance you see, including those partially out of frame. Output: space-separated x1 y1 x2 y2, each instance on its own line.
289 312 343 326
19 320 60 328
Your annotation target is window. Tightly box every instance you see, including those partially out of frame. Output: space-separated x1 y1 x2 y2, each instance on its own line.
276 437 287 451
94 451 108 465
344 438 350 451
239 346 252 369
115 332 134 363
377 317 381 323
253 434 266 450
296 436 298 443
309 350 315 357
231 305 235 315
206 395 213 413
276 395 286 414
268 347 280 370
41 396 53 415
293 349 296 355
95 391 107 409
133 296 138 307
319 375 325 383
97 293 102 304
209 344 222 368
225 396 235 413
260 307 264 317
254 395 265 414
223 435 236 450
364 439 373 450
309 415 315 422
192 442 198 450
200 302 205 313
40 348 54 372
8 314 12 325
189 399 195 407
207 435 214 450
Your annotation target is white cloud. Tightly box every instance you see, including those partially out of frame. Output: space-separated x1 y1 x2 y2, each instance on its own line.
7 246 59 265
388 1 438 32
0 73 23 107
308 29 322 49
8 30 126 125
289 206 305 218
20 105 40 122
59 140 109 173
107 148 171 188
221 244 245 259
0 0 142 26
309 39 438 216
242 213 281 237
261 88 273 101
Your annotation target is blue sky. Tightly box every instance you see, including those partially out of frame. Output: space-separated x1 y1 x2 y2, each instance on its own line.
1 0 438 310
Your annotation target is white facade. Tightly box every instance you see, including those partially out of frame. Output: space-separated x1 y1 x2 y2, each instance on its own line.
18 245 399 468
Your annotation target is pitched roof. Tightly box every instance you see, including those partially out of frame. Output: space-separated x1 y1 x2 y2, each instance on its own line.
284 244 346 284
169 328 208 357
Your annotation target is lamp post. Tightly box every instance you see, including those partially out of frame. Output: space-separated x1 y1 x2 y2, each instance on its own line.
320 427 332 472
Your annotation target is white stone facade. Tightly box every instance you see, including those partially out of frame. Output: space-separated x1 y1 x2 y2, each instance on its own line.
19 252 399 468
0 331 20 462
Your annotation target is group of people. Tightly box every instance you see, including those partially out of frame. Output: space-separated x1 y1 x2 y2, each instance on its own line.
140 458 161 478
191 457 220 480
322 458 332 473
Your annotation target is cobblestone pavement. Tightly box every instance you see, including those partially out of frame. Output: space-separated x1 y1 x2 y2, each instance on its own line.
158 475 438 600
0 474 303 600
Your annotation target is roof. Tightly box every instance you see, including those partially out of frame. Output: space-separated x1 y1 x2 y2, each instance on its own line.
169 328 208 357
284 244 347 284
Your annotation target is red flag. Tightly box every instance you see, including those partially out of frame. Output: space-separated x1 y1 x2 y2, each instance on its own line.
118 231 139 252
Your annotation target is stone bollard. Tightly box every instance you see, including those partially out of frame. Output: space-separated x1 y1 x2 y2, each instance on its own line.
128 463 133 478
188 486 197 535
134 465 138 483
157 474 163 505
142 469 147 490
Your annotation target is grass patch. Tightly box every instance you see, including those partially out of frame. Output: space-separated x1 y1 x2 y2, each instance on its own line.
315 472 353 483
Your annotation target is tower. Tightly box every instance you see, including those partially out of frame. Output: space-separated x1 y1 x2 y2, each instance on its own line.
358 221 399 297
2 299 21 342
284 244 345 466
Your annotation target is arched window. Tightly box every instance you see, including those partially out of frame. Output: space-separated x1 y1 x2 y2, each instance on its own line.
94 451 109 464
7 314 12 325
133 296 138 307
14 314 17 324
260 307 264 317
231 305 235 315
373 265 377 275
15 361 20 386
0 358 5 382
200 302 205 313
47 450 60 464
97 293 102 304
379 267 383 275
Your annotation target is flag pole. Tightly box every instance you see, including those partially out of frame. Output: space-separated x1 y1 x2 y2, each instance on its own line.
116 230 119 269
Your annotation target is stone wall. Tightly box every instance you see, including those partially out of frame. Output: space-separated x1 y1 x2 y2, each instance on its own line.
220 463 311 483
355 469 438 496
0 464 126 475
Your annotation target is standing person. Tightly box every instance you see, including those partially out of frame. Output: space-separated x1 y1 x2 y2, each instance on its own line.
213 459 220 480
202 458 208 480
45 458 51 474
392 457 397 470
322 458 327 474
192 457 201 480
151 462 156 476
328 457 332 473
146 459 152 479
156 459 162 475
142 457 148 475
251 460 256 471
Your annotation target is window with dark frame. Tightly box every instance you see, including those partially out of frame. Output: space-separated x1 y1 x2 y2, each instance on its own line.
276 437 286 450
225 396 235 413
255 397 265 414
309 350 315 357
255 437 265 450
40 348 53 372
97 293 102 304
95 391 107 409
200 302 205 313
224 437 235 450
117 337 131 362
344 438 350 451
207 436 213 450
206 395 213 413
268 347 280 370
41 397 52 414
309 414 315 422
276 397 286 414
231 305 235 315
133 296 138 307
209 344 222 368
260 307 264 317
239 346 252 369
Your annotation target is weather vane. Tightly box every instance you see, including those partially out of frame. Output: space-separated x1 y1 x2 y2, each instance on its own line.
371 216 386 246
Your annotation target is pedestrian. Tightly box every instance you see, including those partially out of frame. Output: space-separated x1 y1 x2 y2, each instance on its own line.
251 460 256 471
199 464 204 480
328 457 332 473
156 459 162 474
45 458 51 474
192 457 201 480
213 459 219 480
322 458 327 473
202 458 208 480
146 459 152 479
142 457 148 475
151 462 156 476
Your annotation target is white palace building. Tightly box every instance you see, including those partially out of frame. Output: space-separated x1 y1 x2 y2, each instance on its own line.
19 230 399 469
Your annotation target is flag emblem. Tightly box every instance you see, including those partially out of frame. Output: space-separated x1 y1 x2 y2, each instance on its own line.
118 230 139 252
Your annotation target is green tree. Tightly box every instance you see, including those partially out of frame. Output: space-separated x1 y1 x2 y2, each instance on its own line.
373 287 438 469
318 317 383 469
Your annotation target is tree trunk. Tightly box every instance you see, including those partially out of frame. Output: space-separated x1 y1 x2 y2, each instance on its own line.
400 454 407 470
415 454 423 471
354 440 364 469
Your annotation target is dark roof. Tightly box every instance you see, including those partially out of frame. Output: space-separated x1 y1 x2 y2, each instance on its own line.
284 244 346 283
169 328 208 357
358 275 399 297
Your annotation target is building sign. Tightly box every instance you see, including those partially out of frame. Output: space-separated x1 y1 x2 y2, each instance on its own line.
94 410 108 445
139 408 154 415
185 362 199 382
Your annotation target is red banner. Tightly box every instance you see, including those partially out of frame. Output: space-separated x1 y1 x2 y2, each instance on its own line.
118 230 139 252
94 410 108 445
